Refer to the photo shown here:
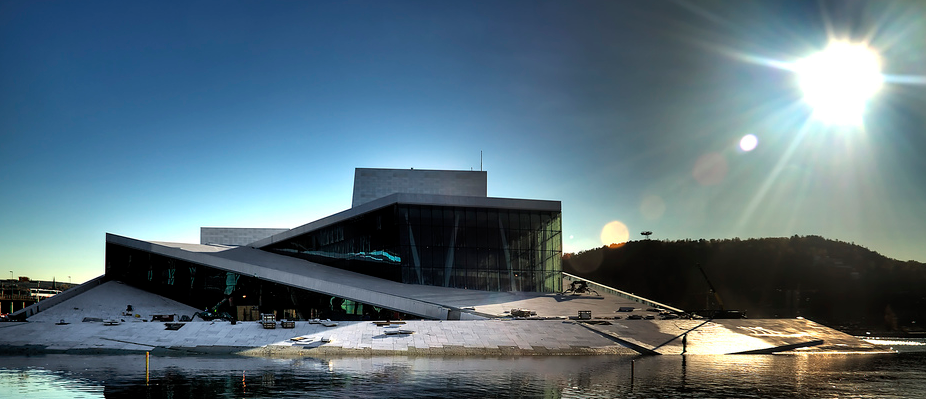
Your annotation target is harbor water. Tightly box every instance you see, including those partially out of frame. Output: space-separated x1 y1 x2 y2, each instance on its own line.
1 338 924 398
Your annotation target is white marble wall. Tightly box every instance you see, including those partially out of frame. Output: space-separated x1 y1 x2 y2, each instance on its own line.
352 168 487 208
200 227 289 246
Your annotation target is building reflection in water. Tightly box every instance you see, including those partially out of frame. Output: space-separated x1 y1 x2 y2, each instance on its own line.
0 353 918 398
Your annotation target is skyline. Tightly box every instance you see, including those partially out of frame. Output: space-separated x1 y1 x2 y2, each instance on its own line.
2 1 925 283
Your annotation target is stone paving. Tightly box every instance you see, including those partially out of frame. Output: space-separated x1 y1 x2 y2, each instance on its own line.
1 315 890 356
0 318 634 355
0 281 891 356
0 281 631 355
258 319 628 354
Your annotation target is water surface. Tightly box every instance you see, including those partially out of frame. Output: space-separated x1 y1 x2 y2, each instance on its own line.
2 338 924 398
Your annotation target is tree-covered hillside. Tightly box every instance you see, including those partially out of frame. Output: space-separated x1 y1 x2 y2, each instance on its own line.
563 236 926 334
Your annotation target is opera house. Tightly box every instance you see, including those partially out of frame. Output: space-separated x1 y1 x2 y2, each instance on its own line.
102 168 566 321
3 168 887 356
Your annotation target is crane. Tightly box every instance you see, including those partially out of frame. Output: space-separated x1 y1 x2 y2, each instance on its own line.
697 263 725 312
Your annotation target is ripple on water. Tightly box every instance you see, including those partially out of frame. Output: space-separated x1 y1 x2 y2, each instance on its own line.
1 353 925 398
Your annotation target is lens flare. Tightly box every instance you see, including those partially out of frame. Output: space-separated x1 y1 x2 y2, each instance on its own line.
692 152 728 186
600 220 630 246
739 134 758 152
640 194 666 220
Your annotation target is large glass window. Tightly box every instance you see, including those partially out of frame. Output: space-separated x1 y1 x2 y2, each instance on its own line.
263 206 403 282
392 205 562 292
259 203 561 293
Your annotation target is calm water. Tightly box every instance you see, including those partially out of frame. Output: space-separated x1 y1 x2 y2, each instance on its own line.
1 338 924 398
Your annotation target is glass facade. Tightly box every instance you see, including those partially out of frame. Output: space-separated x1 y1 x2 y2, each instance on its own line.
105 243 412 321
263 204 563 293
263 206 403 282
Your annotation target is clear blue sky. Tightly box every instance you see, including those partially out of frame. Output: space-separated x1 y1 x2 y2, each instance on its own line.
2 1 925 284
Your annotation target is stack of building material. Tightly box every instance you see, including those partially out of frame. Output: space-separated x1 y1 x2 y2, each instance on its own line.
261 313 276 329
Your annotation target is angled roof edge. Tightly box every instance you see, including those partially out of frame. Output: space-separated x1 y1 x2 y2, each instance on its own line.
250 193 561 248
103 233 468 319
355 167 488 173
107 233 255 274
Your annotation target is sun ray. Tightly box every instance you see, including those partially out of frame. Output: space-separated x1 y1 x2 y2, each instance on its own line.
735 119 812 232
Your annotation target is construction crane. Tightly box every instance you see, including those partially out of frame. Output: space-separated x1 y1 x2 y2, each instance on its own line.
697 263 725 311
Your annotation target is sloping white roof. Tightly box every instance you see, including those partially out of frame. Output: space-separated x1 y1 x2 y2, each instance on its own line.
107 234 650 320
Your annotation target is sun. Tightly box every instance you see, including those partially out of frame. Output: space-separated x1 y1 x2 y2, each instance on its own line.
794 41 883 125
600 220 630 246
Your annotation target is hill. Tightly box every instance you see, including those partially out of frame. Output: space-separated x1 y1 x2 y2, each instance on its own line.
563 236 926 335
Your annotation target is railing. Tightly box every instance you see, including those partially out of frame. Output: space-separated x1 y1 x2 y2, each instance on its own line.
11 275 107 319
0 294 35 302
562 272 684 313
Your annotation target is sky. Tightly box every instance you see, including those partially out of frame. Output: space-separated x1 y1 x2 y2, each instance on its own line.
2 1 925 284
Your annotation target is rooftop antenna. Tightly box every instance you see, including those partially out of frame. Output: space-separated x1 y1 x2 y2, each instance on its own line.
480 150 483 171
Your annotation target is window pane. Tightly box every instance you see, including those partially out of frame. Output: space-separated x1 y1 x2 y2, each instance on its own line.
466 248 478 271
480 271 493 291
465 225 478 248
433 268 445 287
431 207 443 225
420 224 433 247
477 227 488 248
443 208 455 227
420 267 432 286
477 209 487 227
409 206 420 225
455 249 466 273
467 271 479 290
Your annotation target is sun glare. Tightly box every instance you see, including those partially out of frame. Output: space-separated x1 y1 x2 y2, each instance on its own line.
739 134 758 151
794 42 883 125
600 220 630 246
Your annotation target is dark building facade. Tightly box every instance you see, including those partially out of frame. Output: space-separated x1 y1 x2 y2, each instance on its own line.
262 201 562 293
104 242 398 320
